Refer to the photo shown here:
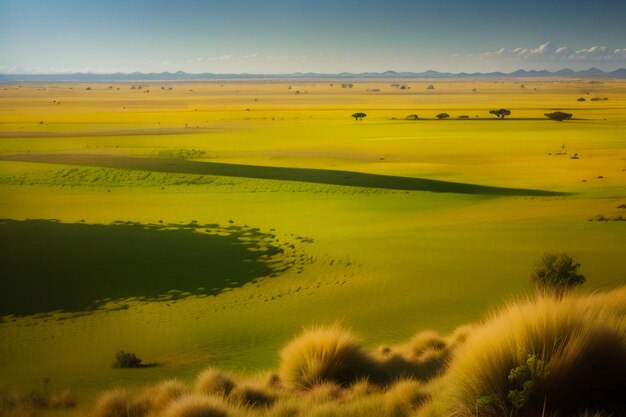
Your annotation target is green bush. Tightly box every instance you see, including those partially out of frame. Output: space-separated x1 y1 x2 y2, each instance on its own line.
113 351 142 368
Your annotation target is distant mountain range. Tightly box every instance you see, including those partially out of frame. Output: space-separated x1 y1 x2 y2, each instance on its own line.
1 68 626 82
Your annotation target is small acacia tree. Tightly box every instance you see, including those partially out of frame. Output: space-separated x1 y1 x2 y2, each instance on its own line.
489 109 511 119
352 112 367 121
530 252 585 298
545 111 573 122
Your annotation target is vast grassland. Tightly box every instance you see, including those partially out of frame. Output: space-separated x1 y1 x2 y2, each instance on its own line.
0 79 625 415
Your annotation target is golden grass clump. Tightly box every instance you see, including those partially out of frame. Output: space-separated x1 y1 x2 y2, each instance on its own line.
228 382 275 408
279 324 378 388
384 378 430 416
404 331 447 358
93 388 133 417
305 381 345 403
148 379 190 412
442 287 626 417
373 330 456 383
161 395 229 417
48 389 76 408
194 367 236 397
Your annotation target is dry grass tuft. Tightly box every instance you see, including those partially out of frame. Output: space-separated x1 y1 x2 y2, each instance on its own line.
279 324 378 388
194 368 236 397
384 378 430 416
305 381 345 403
93 388 133 417
148 379 190 412
48 389 76 408
228 383 275 408
161 394 229 417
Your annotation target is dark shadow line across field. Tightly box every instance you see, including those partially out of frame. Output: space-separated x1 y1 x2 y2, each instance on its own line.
0 153 565 196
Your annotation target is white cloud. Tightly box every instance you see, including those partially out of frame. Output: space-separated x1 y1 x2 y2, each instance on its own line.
463 42 626 62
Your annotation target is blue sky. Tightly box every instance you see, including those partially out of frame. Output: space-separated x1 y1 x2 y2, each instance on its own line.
1 0 625 73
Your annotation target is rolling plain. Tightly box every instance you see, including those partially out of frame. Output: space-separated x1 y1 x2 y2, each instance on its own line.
0 79 625 414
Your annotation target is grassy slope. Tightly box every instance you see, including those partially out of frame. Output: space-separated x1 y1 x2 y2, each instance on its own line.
0 80 624 409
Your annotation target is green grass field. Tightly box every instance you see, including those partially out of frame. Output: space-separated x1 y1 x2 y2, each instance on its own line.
0 80 625 414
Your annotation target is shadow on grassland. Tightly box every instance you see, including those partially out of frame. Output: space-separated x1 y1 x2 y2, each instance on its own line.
0 219 287 317
0 153 564 196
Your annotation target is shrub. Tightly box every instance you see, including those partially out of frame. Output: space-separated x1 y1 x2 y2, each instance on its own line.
405 114 419 120
279 324 378 388
194 368 236 397
351 113 367 121
441 288 626 417
436 113 450 119
530 252 585 297
545 111 573 122
113 351 142 368
162 395 229 417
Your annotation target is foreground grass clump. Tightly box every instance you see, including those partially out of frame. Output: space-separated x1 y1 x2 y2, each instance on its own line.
162 395 229 417
89 286 626 417
194 368 236 397
441 287 626 417
278 324 379 388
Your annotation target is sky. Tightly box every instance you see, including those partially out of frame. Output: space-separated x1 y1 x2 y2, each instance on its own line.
1 0 625 74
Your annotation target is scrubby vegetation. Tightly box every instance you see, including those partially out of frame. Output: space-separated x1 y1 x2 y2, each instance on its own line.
530 252 585 298
545 111 573 122
0 388 76 416
89 286 625 417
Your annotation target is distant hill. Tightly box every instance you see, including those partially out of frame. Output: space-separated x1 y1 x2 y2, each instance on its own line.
1 68 625 82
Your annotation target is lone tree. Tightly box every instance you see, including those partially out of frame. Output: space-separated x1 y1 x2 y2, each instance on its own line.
530 252 585 298
489 109 511 119
436 113 450 119
545 111 573 122
352 112 367 121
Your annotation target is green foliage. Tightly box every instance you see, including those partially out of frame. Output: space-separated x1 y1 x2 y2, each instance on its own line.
352 112 367 120
506 354 548 411
530 252 585 297
113 351 142 368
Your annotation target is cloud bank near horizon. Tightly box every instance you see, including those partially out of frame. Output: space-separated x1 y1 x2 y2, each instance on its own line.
458 42 626 63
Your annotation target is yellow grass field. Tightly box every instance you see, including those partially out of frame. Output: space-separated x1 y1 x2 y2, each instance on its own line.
0 79 625 413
